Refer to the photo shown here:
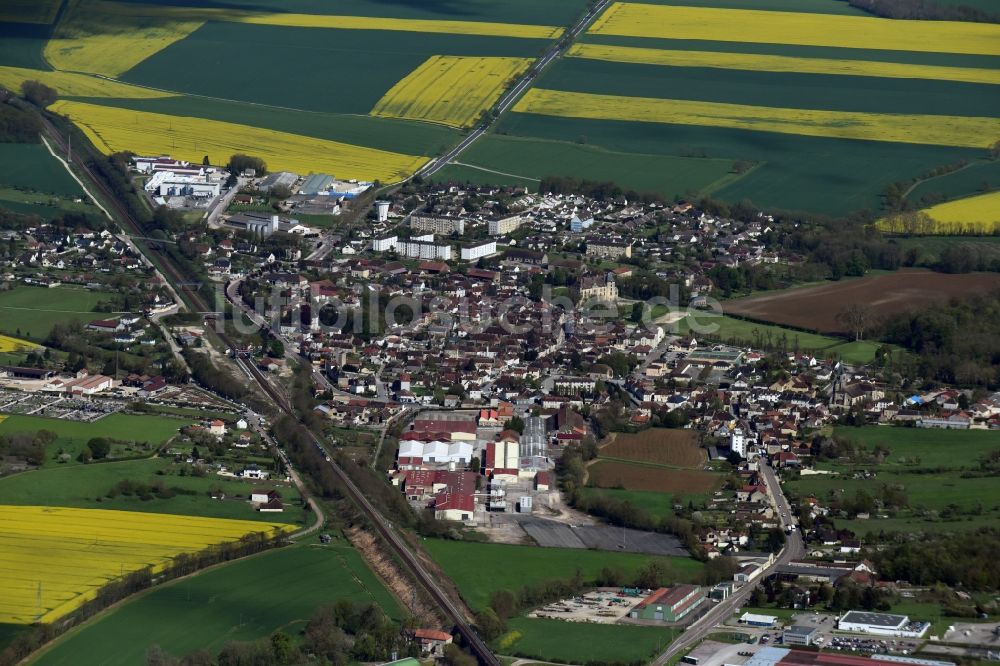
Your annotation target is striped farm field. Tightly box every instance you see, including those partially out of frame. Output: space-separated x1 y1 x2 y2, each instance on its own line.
0 66 175 100
372 56 532 128
588 3 1000 55
0 334 38 354
51 100 427 183
46 0 563 78
513 89 999 148
0 505 294 624
567 43 1000 86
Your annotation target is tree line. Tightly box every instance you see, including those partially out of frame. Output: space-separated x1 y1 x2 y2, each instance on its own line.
848 0 999 22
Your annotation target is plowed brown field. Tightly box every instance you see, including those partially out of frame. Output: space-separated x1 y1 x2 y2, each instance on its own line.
724 269 1000 334
601 429 704 467
588 461 720 493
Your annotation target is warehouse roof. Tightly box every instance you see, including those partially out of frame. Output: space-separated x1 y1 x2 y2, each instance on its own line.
840 610 908 628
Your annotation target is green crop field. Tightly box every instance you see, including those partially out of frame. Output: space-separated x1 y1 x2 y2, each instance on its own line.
31 543 400 666
432 134 738 198
831 426 1000 469
675 313 889 364
903 159 1000 208
786 426 1000 536
423 539 703 611
498 616 675 664
0 144 83 197
0 413 186 463
580 487 710 518
0 456 306 524
0 286 112 341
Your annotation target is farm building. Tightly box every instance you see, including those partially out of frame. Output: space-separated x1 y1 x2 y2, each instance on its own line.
409 628 453 657
629 585 704 622
837 611 929 638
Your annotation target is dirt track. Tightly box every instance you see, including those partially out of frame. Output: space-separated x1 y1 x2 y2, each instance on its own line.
724 269 1000 333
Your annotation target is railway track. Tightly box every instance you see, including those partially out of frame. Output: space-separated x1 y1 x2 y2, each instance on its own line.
41 117 499 665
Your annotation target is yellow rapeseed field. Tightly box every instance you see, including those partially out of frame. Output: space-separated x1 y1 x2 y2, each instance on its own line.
0 505 294 624
0 334 39 354
51 100 428 183
0 66 175 100
878 192 1000 234
513 89 1000 149
0 0 61 24
568 43 1000 86
238 13 563 39
589 3 1000 56
371 56 532 128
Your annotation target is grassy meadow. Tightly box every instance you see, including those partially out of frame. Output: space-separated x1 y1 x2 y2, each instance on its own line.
0 286 110 341
498 616 675 664
786 426 1000 536
0 456 306 525
31 543 399 666
0 413 186 463
422 539 703 611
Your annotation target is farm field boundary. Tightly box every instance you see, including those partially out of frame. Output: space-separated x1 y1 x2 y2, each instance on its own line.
588 460 721 494
513 89 999 149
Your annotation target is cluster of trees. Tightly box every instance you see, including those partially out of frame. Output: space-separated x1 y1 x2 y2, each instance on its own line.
848 0 999 22
105 478 193 501
810 435 891 465
881 291 1000 387
182 349 248 401
872 529 1000 590
227 154 267 179
145 600 415 666
20 80 57 108
0 102 42 143
0 429 55 471
538 176 664 205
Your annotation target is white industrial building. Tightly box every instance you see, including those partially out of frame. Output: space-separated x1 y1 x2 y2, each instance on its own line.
397 440 474 469
144 170 221 198
226 213 308 238
460 240 496 262
837 611 929 638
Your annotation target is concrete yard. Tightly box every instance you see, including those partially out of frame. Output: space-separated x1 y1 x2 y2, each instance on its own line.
519 517 688 556
527 589 645 624
942 621 1000 646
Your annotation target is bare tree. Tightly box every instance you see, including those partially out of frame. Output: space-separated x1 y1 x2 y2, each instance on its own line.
836 303 876 342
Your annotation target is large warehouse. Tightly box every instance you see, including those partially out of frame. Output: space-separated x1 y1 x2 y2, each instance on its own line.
837 611 930 638
629 584 704 622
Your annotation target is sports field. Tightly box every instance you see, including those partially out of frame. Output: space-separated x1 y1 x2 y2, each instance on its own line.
0 413 185 464
498 616 673 664
0 286 108 341
0 505 293 624
32 543 399 666
0 456 305 525
601 429 704 467
422 539 702 611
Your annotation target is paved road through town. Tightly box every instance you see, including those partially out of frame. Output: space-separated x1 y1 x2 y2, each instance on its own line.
652 461 805 664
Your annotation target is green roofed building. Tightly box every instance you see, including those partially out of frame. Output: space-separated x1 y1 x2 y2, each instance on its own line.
300 173 334 196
